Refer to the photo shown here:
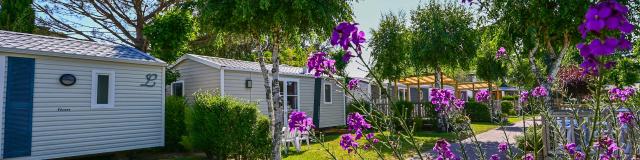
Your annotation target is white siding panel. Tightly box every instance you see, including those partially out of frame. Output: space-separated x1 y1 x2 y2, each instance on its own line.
172 59 219 102
0 52 164 159
223 70 268 113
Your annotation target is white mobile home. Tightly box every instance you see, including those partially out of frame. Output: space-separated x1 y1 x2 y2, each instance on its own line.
0 30 166 159
170 54 346 128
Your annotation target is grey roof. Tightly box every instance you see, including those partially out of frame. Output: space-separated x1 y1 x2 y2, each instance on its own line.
190 54 309 75
0 30 164 64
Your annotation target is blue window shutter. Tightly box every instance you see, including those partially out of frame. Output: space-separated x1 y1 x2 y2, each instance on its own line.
3 57 35 158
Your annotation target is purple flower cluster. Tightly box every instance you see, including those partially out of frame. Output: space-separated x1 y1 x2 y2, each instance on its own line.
617 112 634 125
490 154 500 160
594 135 620 160
306 52 336 78
498 142 508 153
608 87 635 102
340 134 358 153
453 98 466 109
433 139 456 160
531 85 548 97
288 111 314 132
564 143 586 160
522 153 534 160
347 79 360 90
577 0 634 75
495 47 506 59
430 88 456 111
475 89 490 102
331 22 366 53
340 112 378 153
519 91 529 104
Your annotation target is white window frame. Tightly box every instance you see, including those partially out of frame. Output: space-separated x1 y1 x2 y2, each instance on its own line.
91 70 116 108
324 83 333 104
171 80 185 97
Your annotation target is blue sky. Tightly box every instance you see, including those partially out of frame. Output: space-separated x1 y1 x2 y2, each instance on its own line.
347 0 422 78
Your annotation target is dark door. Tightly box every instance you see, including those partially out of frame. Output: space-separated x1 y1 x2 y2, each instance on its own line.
3 57 35 158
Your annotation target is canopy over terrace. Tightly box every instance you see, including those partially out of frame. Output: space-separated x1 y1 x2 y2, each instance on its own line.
396 75 498 100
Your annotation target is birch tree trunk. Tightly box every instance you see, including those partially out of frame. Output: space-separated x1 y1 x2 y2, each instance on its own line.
256 41 279 159
270 34 283 160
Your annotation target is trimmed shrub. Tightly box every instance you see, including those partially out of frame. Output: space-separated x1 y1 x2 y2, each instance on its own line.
423 103 439 127
165 96 187 151
464 101 492 122
183 92 271 159
501 101 516 115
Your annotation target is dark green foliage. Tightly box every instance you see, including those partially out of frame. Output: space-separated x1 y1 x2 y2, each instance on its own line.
463 101 492 122
410 1 477 71
183 92 271 159
515 126 543 153
422 103 439 130
0 0 35 33
197 0 352 38
501 95 518 101
392 100 414 119
475 27 507 82
370 12 409 81
165 69 181 85
346 99 372 115
165 96 187 151
144 9 196 63
500 101 516 115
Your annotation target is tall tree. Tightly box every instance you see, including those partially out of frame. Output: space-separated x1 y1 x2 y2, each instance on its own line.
480 0 590 93
34 0 181 51
411 1 478 88
370 12 409 99
144 8 196 63
0 0 36 33
196 0 353 159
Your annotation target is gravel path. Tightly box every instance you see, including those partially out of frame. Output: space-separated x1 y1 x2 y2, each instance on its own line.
413 118 542 160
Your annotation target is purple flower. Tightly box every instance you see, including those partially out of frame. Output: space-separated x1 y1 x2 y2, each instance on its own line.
617 112 634 125
453 98 465 109
490 154 500 160
346 112 371 138
331 22 365 52
495 47 506 59
498 142 508 153
430 88 455 111
609 87 635 102
574 151 586 160
475 90 490 102
366 133 374 140
564 143 577 154
595 135 620 159
339 134 358 153
307 52 337 78
531 85 548 97
519 91 529 103
372 138 380 144
342 51 354 63
522 153 534 160
288 111 314 132
347 78 359 90
433 139 456 160
578 1 635 75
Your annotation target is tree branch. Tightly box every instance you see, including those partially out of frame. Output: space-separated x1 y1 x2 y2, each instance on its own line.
528 43 543 84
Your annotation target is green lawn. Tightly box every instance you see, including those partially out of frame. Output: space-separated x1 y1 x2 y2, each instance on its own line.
282 122 505 160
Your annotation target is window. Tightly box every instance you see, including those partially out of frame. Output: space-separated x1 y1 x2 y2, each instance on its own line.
91 70 115 108
399 89 406 101
324 83 332 104
286 81 298 111
172 81 184 97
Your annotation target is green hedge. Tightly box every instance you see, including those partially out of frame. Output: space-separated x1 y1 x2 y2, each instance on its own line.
501 101 516 115
165 96 187 151
502 95 518 101
464 101 492 122
183 92 271 159
515 126 543 153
